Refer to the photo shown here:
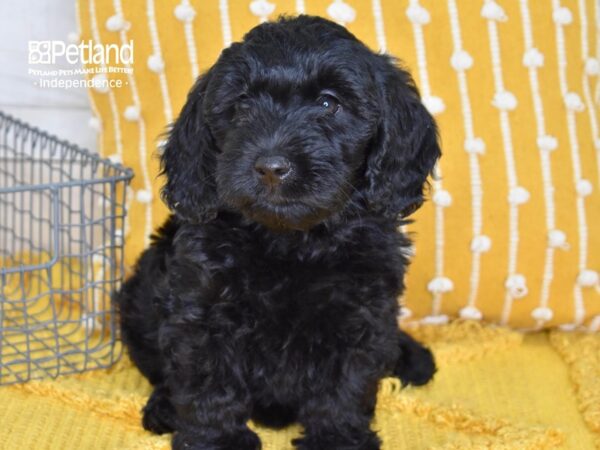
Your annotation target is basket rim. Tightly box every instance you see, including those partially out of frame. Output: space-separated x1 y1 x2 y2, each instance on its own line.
0 110 134 186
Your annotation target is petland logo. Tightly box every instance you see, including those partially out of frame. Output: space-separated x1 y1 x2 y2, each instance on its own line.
28 39 133 90
28 40 134 65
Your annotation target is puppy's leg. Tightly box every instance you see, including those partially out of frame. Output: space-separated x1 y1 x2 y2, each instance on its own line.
116 246 169 386
393 330 436 386
116 276 164 384
293 357 381 450
142 384 177 434
169 377 259 450
164 330 259 450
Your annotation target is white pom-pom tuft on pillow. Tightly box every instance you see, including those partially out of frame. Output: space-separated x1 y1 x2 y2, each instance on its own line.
124 105 140 122
106 14 129 32
174 3 196 22
459 306 483 320
147 54 165 73
433 189 452 207
492 91 518 110
505 274 528 298
464 137 485 154
427 277 454 294
327 1 356 24
537 135 558 152
508 186 530 205
585 58 600 75
422 96 446 115
421 314 450 325
136 190 153 204
451 50 473 71
564 92 584 111
522 48 544 68
548 230 568 249
249 0 276 18
531 306 554 322
406 4 431 25
481 1 507 21
553 6 573 25
577 270 599 287
470 235 492 253
576 179 593 197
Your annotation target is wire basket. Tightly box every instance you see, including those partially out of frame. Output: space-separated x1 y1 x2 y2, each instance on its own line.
0 111 133 385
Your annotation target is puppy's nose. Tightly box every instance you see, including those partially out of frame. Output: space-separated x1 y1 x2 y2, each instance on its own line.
254 156 291 186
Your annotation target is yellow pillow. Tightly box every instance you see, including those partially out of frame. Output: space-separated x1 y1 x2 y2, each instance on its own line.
77 0 600 330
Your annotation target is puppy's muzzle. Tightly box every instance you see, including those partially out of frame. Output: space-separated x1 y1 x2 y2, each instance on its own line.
254 155 292 187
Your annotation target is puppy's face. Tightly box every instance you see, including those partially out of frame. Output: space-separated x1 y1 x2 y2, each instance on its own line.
210 25 380 230
161 16 440 230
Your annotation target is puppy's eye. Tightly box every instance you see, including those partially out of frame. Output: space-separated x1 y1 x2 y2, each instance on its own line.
317 94 340 114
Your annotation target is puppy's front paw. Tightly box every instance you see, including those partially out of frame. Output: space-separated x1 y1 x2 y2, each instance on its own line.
394 332 436 387
394 343 436 387
172 427 261 450
142 386 176 434
293 430 380 450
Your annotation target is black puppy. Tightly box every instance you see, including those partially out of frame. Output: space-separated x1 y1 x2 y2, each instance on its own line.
117 15 439 450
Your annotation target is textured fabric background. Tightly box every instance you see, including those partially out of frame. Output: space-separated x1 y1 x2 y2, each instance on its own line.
76 0 600 330
1 322 599 449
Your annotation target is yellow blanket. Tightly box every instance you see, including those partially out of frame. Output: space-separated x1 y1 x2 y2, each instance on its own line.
1 321 598 449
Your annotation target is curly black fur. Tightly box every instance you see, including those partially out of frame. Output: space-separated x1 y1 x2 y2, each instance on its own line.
117 15 440 450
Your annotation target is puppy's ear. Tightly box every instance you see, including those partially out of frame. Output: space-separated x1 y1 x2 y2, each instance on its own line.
365 57 441 219
160 71 218 222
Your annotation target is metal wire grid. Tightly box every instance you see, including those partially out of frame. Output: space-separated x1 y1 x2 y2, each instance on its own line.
0 110 133 385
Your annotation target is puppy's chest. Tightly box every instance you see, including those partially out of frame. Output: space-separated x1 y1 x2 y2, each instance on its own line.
229 254 365 314
202 244 401 339
171 224 405 344
219 240 393 301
